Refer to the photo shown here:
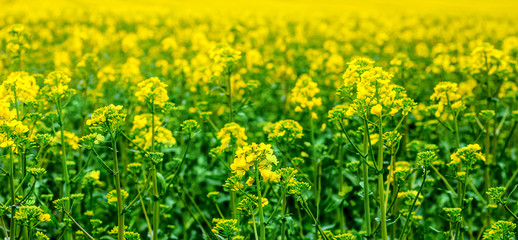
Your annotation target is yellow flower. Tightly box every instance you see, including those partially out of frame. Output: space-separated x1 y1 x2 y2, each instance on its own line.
217 122 248 151
231 143 278 181
370 104 382 116
86 105 126 134
135 77 169 108
266 119 303 144
38 213 51 222
42 71 75 100
0 71 39 103
290 74 322 111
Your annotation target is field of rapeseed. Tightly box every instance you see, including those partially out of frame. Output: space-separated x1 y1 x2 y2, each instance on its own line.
0 0 518 239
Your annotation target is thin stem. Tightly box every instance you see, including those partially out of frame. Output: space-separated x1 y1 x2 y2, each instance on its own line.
255 164 266 240
9 150 16 240
111 135 124 240
430 165 458 199
501 202 518 221
57 99 71 240
1 216 8 239
338 136 345 234
135 179 153 239
300 198 329 240
150 104 160 240
63 209 95 240
251 208 259 240
362 118 372 235
377 117 387 240
399 167 428 240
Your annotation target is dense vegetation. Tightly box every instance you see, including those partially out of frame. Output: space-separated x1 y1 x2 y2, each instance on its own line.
0 2 518 239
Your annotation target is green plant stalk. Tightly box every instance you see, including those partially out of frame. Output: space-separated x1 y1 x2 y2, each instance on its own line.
399 167 428 240
226 70 238 220
483 54 492 232
9 150 16 240
389 147 398 240
338 137 345 234
63 209 95 240
251 208 259 240
229 151 238 220
112 136 125 240
255 164 266 240
1 216 8 239
454 169 471 240
280 182 288 240
135 179 153 239
362 118 372 235
300 198 329 240
57 99 72 240
310 115 321 239
151 103 160 240
377 117 387 240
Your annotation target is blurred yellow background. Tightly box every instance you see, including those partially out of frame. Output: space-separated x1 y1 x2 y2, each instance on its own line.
1 0 518 15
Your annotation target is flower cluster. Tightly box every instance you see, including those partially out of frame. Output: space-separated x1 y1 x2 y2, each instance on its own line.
338 58 415 118
209 44 242 74
230 142 280 182
107 189 129 207
290 74 322 112
131 114 176 150
482 221 516 240
14 206 51 226
0 71 39 103
266 119 303 144
86 105 126 134
430 82 463 117
216 122 248 152
135 77 169 108
448 144 485 168
42 71 75 101
211 218 240 238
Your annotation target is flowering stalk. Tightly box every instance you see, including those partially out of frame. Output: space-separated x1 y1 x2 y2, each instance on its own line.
399 166 428 240
57 98 72 240
337 135 345 234
8 151 16 240
362 118 372 235
111 132 125 240
254 162 266 240
310 114 321 239
150 101 160 240
377 116 387 240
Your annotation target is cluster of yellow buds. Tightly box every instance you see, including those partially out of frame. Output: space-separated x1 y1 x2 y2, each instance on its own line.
290 74 322 113
230 142 280 182
265 119 304 144
0 71 39 103
135 77 169 108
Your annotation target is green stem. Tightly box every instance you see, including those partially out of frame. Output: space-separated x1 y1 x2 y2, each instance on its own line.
500 202 518 221
300 198 329 240
362 118 372 235
338 137 345 234
57 99 71 240
310 115 320 240
251 208 259 240
9 151 16 240
399 167 428 240
377 117 387 240
255 164 266 240
150 104 160 240
63 209 95 240
112 136 124 240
